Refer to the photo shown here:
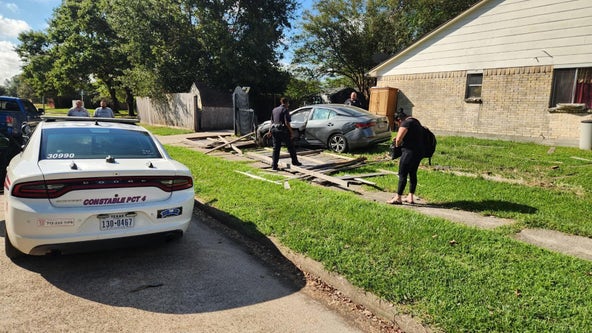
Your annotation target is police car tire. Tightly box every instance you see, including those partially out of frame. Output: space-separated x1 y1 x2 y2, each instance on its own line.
4 225 24 259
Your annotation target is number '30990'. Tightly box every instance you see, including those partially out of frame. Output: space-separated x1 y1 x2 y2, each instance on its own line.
47 153 75 159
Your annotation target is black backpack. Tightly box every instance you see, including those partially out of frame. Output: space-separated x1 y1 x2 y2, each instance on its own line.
422 126 437 165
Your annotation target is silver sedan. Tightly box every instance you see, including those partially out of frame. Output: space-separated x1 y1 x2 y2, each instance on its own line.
256 104 391 153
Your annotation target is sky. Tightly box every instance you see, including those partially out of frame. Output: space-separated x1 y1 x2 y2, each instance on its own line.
0 0 313 86
0 0 61 85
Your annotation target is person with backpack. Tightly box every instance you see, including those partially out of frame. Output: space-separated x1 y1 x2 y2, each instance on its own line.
387 109 424 205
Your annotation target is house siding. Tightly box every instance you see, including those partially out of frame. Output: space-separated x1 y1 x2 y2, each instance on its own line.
375 0 592 76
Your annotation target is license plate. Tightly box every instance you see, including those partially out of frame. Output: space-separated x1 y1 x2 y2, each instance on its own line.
99 214 135 231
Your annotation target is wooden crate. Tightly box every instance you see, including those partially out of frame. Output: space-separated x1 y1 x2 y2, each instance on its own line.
369 87 398 130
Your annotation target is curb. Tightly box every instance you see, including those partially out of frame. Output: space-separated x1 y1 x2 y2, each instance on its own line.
193 197 432 333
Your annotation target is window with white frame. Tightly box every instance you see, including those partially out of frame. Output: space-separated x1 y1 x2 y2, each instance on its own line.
465 73 483 101
550 67 592 109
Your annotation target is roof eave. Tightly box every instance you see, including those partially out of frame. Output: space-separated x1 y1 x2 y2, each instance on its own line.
367 0 491 78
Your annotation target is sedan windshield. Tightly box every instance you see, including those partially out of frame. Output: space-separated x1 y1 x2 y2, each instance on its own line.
40 128 162 160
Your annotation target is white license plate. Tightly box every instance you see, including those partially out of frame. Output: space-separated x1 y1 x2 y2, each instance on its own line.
99 214 135 231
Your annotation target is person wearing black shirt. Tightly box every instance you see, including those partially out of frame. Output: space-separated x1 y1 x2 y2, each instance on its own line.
268 97 302 170
344 92 364 109
387 110 424 205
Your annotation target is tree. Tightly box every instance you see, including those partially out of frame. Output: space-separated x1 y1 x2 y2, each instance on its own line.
292 0 480 100
106 0 204 97
284 76 322 106
3 76 20 97
109 0 296 99
192 0 297 94
46 0 135 115
17 0 297 115
15 31 56 102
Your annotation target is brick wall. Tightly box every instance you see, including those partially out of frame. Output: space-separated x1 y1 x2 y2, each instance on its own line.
377 65 592 146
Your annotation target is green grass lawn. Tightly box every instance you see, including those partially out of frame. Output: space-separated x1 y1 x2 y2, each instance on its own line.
161 133 592 332
44 108 69 115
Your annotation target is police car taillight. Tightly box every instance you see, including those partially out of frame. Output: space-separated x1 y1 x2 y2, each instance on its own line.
12 176 193 198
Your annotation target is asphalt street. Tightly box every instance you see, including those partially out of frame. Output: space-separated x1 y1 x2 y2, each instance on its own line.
0 193 372 333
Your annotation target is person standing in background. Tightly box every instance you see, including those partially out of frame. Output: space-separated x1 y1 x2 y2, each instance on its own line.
94 99 115 118
67 100 89 117
344 91 365 109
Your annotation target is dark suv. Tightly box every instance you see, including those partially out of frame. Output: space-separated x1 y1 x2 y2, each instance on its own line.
0 96 43 137
1 96 44 188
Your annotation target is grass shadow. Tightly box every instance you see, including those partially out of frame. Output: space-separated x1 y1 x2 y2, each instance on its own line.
435 199 538 214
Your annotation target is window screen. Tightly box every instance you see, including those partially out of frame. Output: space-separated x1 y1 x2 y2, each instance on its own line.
465 73 483 99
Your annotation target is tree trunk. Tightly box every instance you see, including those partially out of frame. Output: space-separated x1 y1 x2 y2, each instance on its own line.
108 88 120 113
125 87 135 117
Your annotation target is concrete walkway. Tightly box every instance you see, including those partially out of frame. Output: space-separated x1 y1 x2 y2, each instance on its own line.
355 187 592 261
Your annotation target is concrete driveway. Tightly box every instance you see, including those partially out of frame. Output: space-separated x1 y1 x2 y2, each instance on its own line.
0 194 379 332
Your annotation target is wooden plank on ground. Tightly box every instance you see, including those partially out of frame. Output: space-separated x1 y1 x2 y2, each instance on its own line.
235 170 282 185
233 141 256 148
315 162 367 176
308 157 367 172
299 154 327 165
571 156 592 162
338 172 391 180
352 178 377 186
246 151 277 169
322 152 357 161
246 151 351 188
288 165 351 188
204 132 253 154
218 135 243 155
186 132 232 140
297 149 325 156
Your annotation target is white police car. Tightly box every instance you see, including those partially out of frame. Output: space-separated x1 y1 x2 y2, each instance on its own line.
3 117 195 259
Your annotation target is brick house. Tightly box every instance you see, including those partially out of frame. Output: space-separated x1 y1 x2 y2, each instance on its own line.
367 0 592 147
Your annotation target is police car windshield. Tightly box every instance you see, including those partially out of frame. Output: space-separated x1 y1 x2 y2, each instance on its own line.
40 127 162 160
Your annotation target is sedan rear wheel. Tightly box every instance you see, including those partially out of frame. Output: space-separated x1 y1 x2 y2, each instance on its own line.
328 134 348 153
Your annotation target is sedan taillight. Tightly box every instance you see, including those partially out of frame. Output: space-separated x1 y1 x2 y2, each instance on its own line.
355 122 375 129
11 176 194 198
